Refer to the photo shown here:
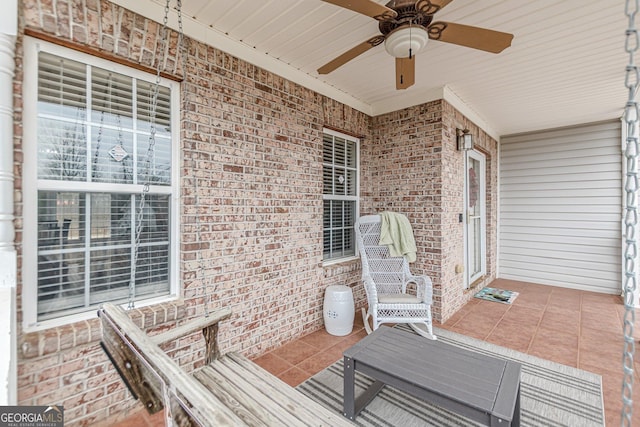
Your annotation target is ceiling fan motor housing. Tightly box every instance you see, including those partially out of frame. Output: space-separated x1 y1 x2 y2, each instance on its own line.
379 2 432 34
384 26 429 58
380 1 434 58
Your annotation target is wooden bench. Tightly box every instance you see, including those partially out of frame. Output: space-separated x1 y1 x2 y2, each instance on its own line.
98 303 352 426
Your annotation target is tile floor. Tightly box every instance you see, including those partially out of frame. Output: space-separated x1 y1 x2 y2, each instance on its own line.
113 278 637 426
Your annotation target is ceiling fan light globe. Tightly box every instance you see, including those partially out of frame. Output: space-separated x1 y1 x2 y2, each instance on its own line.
384 26 429 58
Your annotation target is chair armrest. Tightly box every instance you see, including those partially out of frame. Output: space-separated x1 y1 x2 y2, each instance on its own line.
362 274 379 305
405 274 433 304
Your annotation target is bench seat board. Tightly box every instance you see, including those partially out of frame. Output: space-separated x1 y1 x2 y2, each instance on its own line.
225 353 352 426
211 353 351 426
99 303 352 427
195 365 295 426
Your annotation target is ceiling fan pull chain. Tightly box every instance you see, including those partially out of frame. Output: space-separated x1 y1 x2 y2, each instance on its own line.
409 23 413 58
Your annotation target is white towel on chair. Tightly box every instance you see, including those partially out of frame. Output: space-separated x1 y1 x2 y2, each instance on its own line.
379 211 417 262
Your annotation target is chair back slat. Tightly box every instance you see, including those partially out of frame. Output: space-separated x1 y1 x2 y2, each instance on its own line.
356 215 408 284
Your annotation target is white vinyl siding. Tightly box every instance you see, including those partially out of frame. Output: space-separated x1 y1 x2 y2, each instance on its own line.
499 121 622 294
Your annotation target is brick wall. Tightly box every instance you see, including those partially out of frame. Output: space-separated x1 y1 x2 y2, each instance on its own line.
14 0 496 424
15 0 367 425
367 100 498 322
441 101 499 320
366 101 445 318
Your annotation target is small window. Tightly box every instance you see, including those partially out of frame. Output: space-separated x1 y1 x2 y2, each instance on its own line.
23 39 179 325
322 129 359 261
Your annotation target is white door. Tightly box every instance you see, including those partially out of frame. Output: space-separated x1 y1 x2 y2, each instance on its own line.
465 150 486 288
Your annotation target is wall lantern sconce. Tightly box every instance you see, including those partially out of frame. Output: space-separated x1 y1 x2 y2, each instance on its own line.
457 128 474 151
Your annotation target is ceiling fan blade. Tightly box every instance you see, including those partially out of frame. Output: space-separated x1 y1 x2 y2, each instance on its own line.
395 56 415 90
322 0 397 20
318 36 384 74
416 0 454 15
430 0 454 10
429 21 513 53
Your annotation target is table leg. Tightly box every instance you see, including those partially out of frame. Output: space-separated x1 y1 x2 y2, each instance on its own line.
513 384 521 426
343 356 356 420
490 383 521 426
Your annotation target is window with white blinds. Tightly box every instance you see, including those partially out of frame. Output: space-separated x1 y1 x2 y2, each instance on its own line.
27 45 178 322
322 129 359 261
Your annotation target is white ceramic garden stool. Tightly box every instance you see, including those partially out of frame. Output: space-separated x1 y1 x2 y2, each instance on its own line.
323 285 355 336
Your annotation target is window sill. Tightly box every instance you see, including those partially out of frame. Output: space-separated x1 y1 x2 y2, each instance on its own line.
20 296 185 359
322 255 359 268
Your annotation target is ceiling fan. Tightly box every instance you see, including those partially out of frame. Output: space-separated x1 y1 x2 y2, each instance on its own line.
318 0 514 89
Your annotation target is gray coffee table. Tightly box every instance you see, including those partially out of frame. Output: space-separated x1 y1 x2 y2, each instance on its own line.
343 326 521 426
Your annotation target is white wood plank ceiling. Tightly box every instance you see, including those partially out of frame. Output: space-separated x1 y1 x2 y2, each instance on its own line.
111 0 628 136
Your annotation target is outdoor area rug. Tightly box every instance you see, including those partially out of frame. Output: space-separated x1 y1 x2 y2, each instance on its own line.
474 287 519 304
297 325 604 426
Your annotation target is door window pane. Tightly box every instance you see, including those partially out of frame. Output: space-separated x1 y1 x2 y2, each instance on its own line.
466 153 486 284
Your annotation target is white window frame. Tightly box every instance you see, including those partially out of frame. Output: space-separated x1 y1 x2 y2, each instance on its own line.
22 38 181 330
322 128 360 264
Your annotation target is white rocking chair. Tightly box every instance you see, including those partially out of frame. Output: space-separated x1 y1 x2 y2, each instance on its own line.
354 214 436 340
